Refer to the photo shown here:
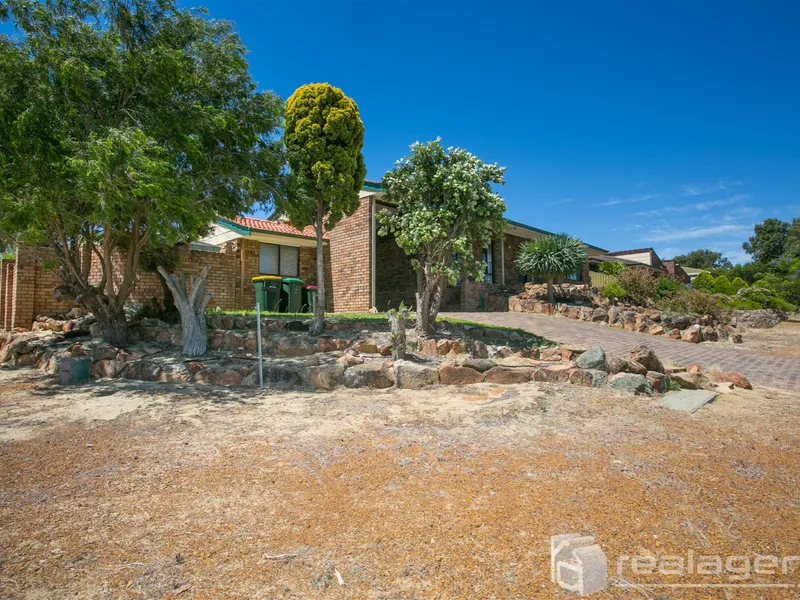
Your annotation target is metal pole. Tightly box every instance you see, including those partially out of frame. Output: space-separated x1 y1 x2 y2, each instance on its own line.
256 301 264 390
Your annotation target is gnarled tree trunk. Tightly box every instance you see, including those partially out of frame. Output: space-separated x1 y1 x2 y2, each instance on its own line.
310 205 326 336
546 275 555 304
157 265 213 357
415 269 445 335
388 306 409 360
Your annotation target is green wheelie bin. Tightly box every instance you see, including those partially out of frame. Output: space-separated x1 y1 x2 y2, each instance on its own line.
281 277 303 313
252 275 283 312
301 285 317 313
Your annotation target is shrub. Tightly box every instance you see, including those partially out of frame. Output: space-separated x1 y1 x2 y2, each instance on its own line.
657 289 724 320
730 277 748 293
655 276 683 299
735 286 796 312
710 275 733 295
692 271 715 291
598 260 626 276
602 281 627 301
616 268 658 306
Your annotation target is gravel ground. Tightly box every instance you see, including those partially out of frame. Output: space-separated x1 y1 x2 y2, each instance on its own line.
1 367 799 598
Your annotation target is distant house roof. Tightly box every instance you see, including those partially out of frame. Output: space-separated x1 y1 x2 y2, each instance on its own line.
607 247 666 272
588 254 663 271
218 216 326 240
662 259 690 283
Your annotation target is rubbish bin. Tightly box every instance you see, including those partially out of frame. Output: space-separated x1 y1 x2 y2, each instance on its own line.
252 275 282 312
281 277 303 313
301 285 317 313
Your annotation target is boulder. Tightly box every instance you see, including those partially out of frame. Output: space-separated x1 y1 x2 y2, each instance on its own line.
670 371 709 390
540 347 562 361
645 371 669 394
569 368 608 388
469 340 489 359
285 320 310 332
262 362 305 387
159 362 192 383
608 358 647 375
687 364 702 374
709 372 753 390
607 306 620 324
484 367 533 384
420 338 438 356
461 357 497 372
519 346 540 360
681 324 703 344
591 307 608 323
354 339 380 354
195 368 243 386
532 364 573 383
91 343 119 362
648 325 665 336
609 373 653 395
343 362 394 389
438 364 485 385
629 344 664 373
394 360 439 389
121 360 162 382
277 336 318 357
306 363 346 390
560 345 586 362
58 357 90 385
574 344 608 372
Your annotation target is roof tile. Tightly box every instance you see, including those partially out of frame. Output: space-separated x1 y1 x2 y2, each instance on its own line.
227 216 326 239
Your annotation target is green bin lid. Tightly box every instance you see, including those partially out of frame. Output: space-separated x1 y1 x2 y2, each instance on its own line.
282 277 303 283
252 275 282 282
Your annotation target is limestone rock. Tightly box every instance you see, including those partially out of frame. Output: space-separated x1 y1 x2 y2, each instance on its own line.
278 336 318 357
307 363 346 390
394 360 439 389
484 367 533 384
343 362 394 389
532 364 573 383
461 357 496 372
438 364 485 385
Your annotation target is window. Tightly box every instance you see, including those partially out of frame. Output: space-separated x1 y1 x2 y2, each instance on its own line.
566 269 582 281
482 242 493 284
259 243 299 277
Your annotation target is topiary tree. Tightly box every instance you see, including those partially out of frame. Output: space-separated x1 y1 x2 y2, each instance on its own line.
730 277 749 293
711 274 734 295
516 235 587 304
692 271 715 291
0 0 284 346
378 139 506 334
279 83 365 335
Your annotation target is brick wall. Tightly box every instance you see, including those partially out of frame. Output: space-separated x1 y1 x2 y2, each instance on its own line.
328 196 373 312
375 232 416 311
1 259 15 330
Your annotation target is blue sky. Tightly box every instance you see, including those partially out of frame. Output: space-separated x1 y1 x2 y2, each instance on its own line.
5 1 800 264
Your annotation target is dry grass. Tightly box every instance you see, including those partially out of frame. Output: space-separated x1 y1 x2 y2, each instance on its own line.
734 320 800 358
1 369 799 598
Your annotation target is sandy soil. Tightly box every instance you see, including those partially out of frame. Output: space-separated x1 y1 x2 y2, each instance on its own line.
1 366 799 599
735 320 800 358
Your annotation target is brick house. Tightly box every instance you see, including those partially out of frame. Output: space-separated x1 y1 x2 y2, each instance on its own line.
605 247 667 273
0 180 609 329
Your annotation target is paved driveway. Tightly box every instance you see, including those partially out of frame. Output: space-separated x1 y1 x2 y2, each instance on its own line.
445 311 800 392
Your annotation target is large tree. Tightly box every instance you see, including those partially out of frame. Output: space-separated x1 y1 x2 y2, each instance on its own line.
0 0 283 347
515 235 587 304
743 219 790 264
378 139 506 334
280 83 365 335
673 249 732 270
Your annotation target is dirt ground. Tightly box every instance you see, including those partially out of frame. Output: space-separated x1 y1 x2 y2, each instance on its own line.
735 320 800 358
1 367 799 599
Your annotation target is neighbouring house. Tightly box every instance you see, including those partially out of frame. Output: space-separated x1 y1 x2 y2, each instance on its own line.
680 266 708 283
662 260 691 284
604 247 667 273
0 180 608 329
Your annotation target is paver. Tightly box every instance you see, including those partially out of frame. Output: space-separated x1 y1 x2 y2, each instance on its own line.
446 312 800 391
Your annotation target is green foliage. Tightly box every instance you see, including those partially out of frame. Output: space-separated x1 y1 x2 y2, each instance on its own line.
657 289 724 320
667 378 682 392
597 260 626 276
516 235 587 282
616 268 658 306
281 83 366 231
655 276 683 299
378 139 506 332
743 218 790 263
734 285 796 312
0 0 283 341
710 274 733 295
692 271 715 291
673 249 731 270
602 281 626 301
730 277 748 293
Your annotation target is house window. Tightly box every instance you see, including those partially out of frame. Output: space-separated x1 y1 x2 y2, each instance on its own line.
482 243 493 284
259 243 299 277
566 269 582 281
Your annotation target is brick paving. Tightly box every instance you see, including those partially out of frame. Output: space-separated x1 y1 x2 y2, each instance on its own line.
446 311 800 392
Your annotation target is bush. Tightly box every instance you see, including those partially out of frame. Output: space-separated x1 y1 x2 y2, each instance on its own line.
616 268 658 306
730 277 748 293
657 289 724 320
692 271 715 291
734 286 796 312
655 276 683 299
711 274 733 295
598 260 626 276
602 281 627 301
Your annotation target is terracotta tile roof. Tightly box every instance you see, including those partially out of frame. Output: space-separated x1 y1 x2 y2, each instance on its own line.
225 216 326 239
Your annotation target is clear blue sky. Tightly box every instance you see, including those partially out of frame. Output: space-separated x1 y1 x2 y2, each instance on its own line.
7 1 800 264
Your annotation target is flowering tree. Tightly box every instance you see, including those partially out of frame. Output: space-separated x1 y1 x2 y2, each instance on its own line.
378 139 506 334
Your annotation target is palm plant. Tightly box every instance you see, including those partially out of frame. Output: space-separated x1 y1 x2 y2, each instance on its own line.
516 234 588 303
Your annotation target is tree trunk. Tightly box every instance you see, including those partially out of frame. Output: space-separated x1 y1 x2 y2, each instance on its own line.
547 275 555 304
388 306 409 360
157 265 213 357
416 270 444 336
95 308 129 347
311 205 326 336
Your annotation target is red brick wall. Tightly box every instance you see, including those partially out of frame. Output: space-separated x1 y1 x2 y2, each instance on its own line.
1 259 15 330
375 232 416 311
328 196 373 312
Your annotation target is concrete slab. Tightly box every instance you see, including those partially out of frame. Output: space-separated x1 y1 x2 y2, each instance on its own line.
660 389 719 413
